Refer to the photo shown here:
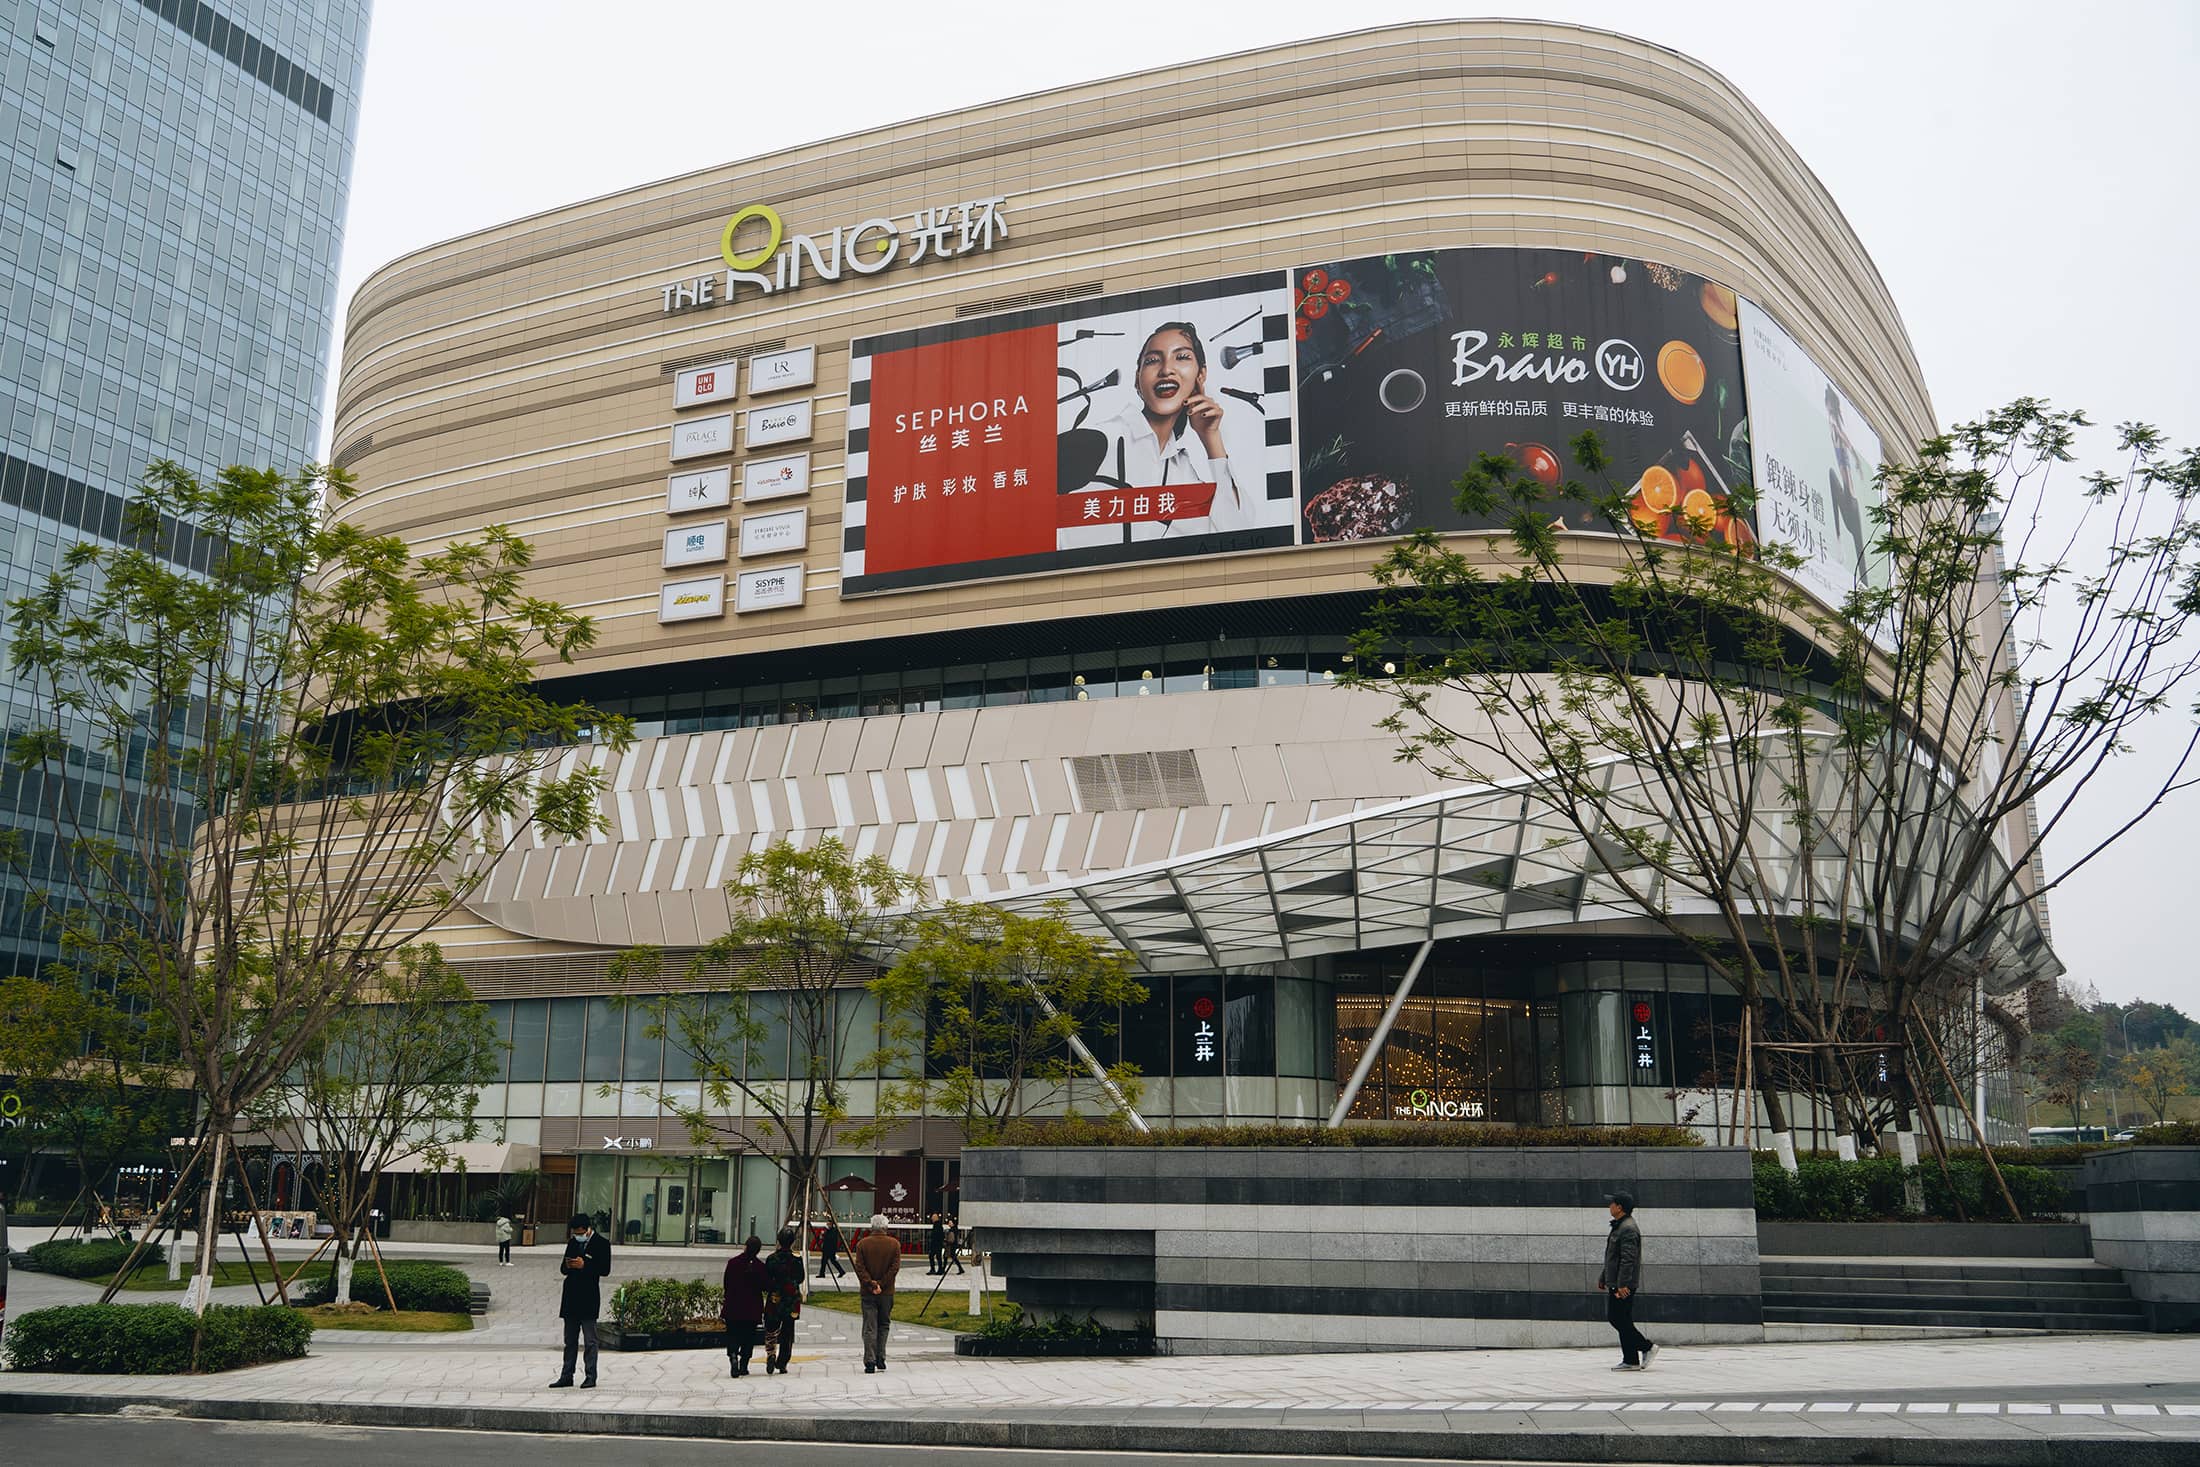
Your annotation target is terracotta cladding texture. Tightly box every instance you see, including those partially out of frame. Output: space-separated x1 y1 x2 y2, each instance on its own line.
328 20 1931 689
456 683 1442 957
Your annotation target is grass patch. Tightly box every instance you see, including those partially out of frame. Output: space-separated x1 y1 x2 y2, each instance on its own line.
805 1285 1016 1334
118 1259 335 1293
300 1303 472 1333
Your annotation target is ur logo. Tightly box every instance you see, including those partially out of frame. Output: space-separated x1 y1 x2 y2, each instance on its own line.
1595 338 1645 391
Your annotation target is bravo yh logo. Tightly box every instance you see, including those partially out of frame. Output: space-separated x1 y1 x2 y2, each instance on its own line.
1393 1089 1486 1120
1595 339 1645 391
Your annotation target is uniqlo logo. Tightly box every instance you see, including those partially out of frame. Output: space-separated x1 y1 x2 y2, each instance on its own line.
694 371 715 395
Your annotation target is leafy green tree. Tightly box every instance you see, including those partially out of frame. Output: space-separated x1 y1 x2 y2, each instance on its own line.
0 973 182 1225
2034 1014 2105 1129
2120 1037 2198 1124
1352 402 2200 1204
875 900 1148 1145
250 947 503 1304
2 461 624 1314
614 838 924 1247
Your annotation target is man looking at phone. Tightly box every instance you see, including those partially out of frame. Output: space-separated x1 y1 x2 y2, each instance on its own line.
550 1211 613 1388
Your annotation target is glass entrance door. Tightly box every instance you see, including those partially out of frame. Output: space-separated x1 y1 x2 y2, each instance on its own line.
618 1160 693 1245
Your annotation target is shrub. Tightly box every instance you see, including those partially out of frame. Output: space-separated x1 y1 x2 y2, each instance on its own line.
2127 1121 2200 1146
975 1306 1120 1343
1754 1156 2073 1221
21 1238 164 1279
996 1119 1702 1148
296 1259 471 1313
609 1277 721 1334
0 1303 312 1374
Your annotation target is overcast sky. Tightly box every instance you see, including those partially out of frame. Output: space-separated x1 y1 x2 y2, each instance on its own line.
332 1 2200 1017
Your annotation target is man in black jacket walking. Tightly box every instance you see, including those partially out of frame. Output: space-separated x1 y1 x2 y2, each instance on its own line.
550 1211 613 1388
1598 1191 1657 1371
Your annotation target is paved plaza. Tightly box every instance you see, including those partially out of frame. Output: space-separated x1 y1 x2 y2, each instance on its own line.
4 1240 2199 1460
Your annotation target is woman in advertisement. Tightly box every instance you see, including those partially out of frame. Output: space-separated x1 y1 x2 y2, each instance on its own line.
1078 321 1249 541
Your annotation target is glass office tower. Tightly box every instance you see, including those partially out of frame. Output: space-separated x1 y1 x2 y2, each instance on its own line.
0 0 372 975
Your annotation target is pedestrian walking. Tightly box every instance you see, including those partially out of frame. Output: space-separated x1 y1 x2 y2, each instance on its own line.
942 1217 966 1275
721 1234 769 1378
849 1212 902 1373
495 1213 514 1266
549 1211 613 1389
1598 1191 1658 1372
925 1212 946 1275
760 1225 805 1375
816 1217 848 1283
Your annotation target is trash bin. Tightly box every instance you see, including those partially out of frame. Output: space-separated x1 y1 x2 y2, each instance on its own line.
521 1222 537 1248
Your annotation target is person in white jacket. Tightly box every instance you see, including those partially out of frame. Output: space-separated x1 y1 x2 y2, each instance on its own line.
1065 322 1251 546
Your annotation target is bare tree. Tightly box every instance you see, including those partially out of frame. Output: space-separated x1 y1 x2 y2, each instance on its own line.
1354 402 2198 1200
2 462 625 1319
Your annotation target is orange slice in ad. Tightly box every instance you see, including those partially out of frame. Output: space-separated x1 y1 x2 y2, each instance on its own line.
1700 282 1739 332
1638 464 1679 513
1657 340 1706 404
1681 487 1717 529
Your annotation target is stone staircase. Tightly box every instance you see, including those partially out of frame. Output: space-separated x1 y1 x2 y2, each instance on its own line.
1761 1256 2148 1334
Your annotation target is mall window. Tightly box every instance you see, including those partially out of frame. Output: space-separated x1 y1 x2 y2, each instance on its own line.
509 998 547 1082
581 996 621 1083
1225 973 1276 1076
545 997 585 1082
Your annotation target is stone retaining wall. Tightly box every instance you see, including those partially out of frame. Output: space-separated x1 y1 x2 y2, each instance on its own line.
2081 1145 2200 1332
963 1146 1762 1354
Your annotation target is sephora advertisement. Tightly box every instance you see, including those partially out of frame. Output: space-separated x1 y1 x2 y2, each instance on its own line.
1293 248 1756 552
840 274 1298 596
1738 297 1887 607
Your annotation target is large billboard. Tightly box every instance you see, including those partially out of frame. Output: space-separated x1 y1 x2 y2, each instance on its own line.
1293 248 1754 553
839 275 1297 596
1738 298 1887 607
837 247 1890 607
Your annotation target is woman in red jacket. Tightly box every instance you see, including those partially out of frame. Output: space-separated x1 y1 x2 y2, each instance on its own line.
720 1235 770 1378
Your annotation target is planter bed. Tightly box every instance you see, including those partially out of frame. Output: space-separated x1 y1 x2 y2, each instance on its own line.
953 1334 1154 1358
600 1326 727 1352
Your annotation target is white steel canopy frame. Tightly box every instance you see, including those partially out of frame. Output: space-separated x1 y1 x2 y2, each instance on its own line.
984 734 2060 994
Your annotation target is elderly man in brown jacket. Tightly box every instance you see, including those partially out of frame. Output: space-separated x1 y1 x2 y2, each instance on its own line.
849 1212 903 1373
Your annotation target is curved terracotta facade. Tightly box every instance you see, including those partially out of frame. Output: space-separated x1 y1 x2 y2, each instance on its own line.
331 20 1929 683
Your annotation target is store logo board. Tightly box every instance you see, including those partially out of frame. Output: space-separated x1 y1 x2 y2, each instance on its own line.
671 413 735 461
658 198 1011 315
667 465 733 514
749 345 815 395
746 399 812 449
735 562 804 613
1737 297 1888 612
839 271 1298 597
675 362 739 409
743 451 809 503
739 506 807 558
658 574 726 623
664 519 728 568
1292 248 1752 556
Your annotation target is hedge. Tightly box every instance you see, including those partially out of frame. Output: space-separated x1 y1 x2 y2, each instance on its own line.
994 1120 1703 1148
0 1303 312 1374
610 1277 722 1334
21 1238 164 1279
1752 1156 2073 1221
295 1259 471 1313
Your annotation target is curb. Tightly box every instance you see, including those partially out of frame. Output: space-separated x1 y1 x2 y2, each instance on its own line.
0 1391 2181 1466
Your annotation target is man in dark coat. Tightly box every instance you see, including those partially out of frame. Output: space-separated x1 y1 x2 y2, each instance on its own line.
849 1212 901 1373
550 1211 613 1388
1597 1191 1657 1371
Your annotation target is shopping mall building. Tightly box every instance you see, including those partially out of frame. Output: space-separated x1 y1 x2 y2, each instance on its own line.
329 21 2050 1243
